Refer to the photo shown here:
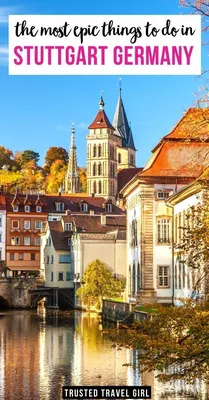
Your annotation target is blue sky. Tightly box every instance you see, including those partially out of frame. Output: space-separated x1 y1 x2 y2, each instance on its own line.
0 0 207 168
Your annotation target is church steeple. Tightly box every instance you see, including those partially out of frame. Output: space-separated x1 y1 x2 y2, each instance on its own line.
64 124 80 194
113 83 136 169
86 93 118 202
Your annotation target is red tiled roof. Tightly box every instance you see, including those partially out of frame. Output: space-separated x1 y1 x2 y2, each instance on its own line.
140 141 209 178
4 194 124 214
48 215 126 250
117 168 143 192
63 214 126 233
88 110 115 130
48 221 71 251
140 107 209 179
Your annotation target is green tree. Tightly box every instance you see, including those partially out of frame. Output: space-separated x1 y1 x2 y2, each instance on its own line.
44 147 69 173
76 259 125 310
21 150 40 166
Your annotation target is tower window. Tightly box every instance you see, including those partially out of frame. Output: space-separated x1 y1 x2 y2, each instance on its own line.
98 163 102 176
93 163 97 176
130 154 134 165
93 181 97 194
98 181 102 194
98 144 102 157
118 153 121 164
93 144 97 157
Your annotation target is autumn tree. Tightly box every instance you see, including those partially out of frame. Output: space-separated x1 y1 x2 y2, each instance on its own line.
76 259 125 310
44 147 69 174
78 167 87 192
46 159 67 193
107 300 209 383
0 146 14 170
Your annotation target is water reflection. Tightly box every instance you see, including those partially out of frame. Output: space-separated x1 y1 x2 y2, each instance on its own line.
0 309 208 400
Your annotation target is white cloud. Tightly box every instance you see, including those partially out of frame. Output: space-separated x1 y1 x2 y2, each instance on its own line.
0 6 21 24
0 46 8 65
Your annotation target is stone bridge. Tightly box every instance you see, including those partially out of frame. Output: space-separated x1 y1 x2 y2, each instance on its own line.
0 278 44 309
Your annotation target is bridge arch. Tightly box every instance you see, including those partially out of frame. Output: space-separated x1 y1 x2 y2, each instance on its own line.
0 295 9 309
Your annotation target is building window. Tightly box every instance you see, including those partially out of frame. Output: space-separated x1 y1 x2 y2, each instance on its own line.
13 205 19 212
59 254 71 263
81 203 88 212
56 202 64 211
105 204 112 213
66 271 73 281
93 181 97 194
10 253 15 261
158 266 169 288
48 236 52 246
51 255 54 264
132 263 136 295
25 205 30 212
31 253 35 261
118 153 121 164
35 221 42 230
157 218 170 244
98 163 102 176
98 144 102 157
51 272 53 281
179 262 182 289
157 191 170 200
47 255 49 264
93 144 97 157
93 163 97 176
24 237 30 246
0 217 2 228
98 181 102 194
68 238 71 246
131 219 137 247
12 220 19 229
24 220 30 230
0 233 1 242
19 253 23 260
34 237 40 246
11 236 20 246
58 272 64 281
36 206 42 212
65 222 72 231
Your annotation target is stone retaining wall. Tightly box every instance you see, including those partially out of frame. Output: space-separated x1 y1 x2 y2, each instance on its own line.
102 299 135 322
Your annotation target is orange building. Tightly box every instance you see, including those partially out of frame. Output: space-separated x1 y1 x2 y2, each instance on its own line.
5 194 47 277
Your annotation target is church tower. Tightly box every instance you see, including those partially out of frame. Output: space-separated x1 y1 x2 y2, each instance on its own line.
113 86 136 169
65 124 80 193
87 94 118 201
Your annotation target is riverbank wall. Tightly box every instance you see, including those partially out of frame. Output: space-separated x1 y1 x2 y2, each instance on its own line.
102 300 149 324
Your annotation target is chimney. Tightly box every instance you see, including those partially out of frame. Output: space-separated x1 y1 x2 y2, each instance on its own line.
65 209 71 216
101 214 106 226
90 210 95 216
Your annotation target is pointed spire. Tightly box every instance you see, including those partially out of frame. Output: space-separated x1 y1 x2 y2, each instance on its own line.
119 78 122 97
70 123 76 148
99 91 105 110
112 87 136 150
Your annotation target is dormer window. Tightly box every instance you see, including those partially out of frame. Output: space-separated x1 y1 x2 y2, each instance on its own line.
56 202 64 211
105 204 112 213
13 205 18 212
81 203 88 212
157 191 171 200
25 205 30 212
65 222 72 231
36 206 42 212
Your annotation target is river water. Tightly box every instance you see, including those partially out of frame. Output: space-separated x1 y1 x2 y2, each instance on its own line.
0 309 208 400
